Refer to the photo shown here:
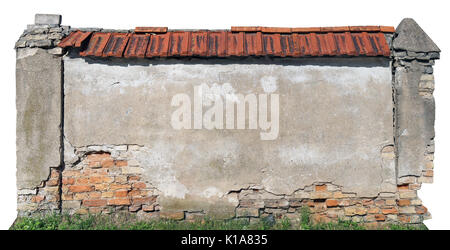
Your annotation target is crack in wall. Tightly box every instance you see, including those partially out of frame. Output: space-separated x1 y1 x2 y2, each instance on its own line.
57 55 65 213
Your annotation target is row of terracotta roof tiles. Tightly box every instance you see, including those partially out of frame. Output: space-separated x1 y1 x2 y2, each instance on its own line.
134 26 395 33
59 26 394 58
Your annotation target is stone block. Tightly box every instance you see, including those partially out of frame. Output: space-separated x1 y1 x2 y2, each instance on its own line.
35 14 61 25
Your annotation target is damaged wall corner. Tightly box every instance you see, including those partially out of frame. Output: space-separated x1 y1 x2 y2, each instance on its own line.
15 14 68 215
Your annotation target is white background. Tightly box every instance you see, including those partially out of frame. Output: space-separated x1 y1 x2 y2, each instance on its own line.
0 0 448 230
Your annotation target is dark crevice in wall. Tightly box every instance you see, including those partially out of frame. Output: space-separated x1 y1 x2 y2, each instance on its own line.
390 32 399 182
57 57 65 213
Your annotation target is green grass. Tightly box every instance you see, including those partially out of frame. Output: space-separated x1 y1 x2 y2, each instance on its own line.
10 208 427 230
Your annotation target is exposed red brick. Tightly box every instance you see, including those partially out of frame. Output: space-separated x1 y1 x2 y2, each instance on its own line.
424 170 433 177
69 185 94 193
87 153 111 162
132 196 156 206
128 189 144 197
94 184 109 191
75 178 90 185
50 169 60 178
368 207 380 214
101 159 114 168
63 170 81 177
374 200 385 206
83 199 107 207
46 179 59 186
62 177 75 185
375 214 386 221
74 193 89 200
89 176 113 184
381 207 399 215
362 199 374 206
409 183 421 190
88 192 102 199
416 206 427 214
115 176 128 183
101 191 114 198
110 184 131 191
315 184 327 192
108 198 131 206
397 199 411 207
31 195 45 203
88 161 101 168
114 190 129 197
89 168 108 176
115 160 128 167
326 199 339 207
128 176 140 181
132 182 146 189
62 193 73 201
397 184 410 190
142 204 155 212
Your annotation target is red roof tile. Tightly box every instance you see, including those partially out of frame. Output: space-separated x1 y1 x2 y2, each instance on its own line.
208 31 227 57
102 33 130 57
169 31 190 56
124 34 150 58
58 30 92 48
79 32 111 57
59 25 393 58
135 27 168 33
191 31 209 56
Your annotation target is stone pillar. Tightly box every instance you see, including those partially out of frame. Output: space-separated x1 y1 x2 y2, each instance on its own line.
392 18 440 182
15 14 69 216
392 18 440 223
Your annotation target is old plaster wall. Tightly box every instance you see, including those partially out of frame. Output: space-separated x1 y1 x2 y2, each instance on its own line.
63 55 395 216
14 15 440 225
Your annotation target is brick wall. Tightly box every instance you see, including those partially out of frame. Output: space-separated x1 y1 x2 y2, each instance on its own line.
61 146 160 217
18 144 430 227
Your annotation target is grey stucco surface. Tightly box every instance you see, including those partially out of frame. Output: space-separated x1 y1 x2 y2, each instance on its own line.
16 48 62 189
63 56 395 213
395 62 435 177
